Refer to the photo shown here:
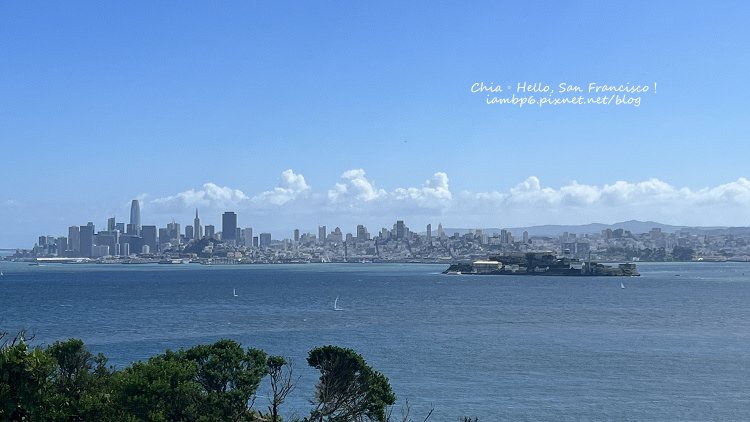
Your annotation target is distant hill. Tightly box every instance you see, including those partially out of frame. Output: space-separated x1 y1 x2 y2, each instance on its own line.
440 220 748 237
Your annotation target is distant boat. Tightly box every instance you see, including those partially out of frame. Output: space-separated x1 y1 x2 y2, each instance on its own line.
233 288 238 297
0 271 3 276
620 282 625 289
334 296 343 311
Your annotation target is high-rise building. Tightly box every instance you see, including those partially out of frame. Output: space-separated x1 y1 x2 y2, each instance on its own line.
129 200 141 235
185 225 194 240
158 228 169 247
437 223 444 238
194 209 201 240
356 224 369 242
79 224 95 258
142 225 157 253
107 217 116 233
395 220 406 240
96 232 117 257
167 221 180 242
222 212 237 242
331 227 343 244
243 227 253 246
259 233 272 248
205 225 215 239
67 226 80 254
427 224 432 241
56 237 67 257
293 229 300 242
115 222 125 233
318 226 327 245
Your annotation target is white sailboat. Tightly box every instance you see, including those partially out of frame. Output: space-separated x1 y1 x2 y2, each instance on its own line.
233 288 238 297
620 282 625 289
334 296 343 311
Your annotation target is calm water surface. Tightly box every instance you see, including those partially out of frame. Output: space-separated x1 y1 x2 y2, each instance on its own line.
1 261 749 420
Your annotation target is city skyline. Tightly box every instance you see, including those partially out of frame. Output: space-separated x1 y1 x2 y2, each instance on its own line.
2 2 750 247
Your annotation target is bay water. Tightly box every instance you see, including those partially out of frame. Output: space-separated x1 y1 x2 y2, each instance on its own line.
1 262 749 420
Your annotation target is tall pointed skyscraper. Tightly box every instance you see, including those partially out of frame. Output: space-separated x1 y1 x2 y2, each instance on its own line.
194 209 201 240
129 200 141 236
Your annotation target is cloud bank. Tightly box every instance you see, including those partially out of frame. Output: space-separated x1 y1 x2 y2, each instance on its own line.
147 170 750 228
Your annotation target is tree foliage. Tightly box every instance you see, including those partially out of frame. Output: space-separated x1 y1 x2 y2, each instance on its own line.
0 333 400 422
307 345 396 422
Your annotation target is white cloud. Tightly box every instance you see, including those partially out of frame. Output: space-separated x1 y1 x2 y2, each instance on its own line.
252 169 311 206
328 169 386 203
393 172 452 206
150 182 249 211
144 171 750 228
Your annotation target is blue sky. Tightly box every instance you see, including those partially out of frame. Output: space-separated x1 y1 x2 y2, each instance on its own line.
1 1 750 247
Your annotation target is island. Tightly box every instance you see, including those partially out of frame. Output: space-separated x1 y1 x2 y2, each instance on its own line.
444 252 639 276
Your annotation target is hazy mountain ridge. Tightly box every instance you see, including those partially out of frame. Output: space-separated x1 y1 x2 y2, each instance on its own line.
441 220 749 237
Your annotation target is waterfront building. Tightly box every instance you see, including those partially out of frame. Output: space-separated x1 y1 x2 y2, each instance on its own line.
92 245 109 258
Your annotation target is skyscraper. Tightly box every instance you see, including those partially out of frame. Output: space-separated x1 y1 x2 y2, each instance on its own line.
243 227 253 246
141 225 157 253
129 200 141 235
356 224 369 242
194 209 201 240
318 225 327 245
395 220 406 240
68 225 80 254
79 224 94 258
222 212 237 242
259 232 272 248
427 224 432 241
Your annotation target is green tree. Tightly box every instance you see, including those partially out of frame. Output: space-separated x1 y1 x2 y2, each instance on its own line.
112 350 202 421
672 246 694 261
47 338 114 421
307 345 396 422
183 339 267 421
0 331 56 421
